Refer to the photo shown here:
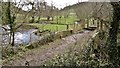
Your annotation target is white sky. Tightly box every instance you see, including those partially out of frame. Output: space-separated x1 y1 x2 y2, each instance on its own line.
45 0 88 9
20 0 88 8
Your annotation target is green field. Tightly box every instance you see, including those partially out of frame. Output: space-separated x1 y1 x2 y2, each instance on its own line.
51 16 78 24
14 14 78 32
14 14 78 24
28 23 83 33
28 23 73 32
33 15 78 24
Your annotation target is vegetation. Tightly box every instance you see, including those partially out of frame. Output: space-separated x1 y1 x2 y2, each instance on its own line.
51 15 78 24
1 0 120 67
28 23 67 32
42 2 120 67
108 2 120 66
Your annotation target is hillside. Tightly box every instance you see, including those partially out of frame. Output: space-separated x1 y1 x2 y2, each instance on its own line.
60 2 112 21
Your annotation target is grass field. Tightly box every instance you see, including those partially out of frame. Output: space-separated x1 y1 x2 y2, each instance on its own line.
28 23 83 33
51 16 78 24
28 23 70 32
14 14 78 24
33 15 78 24
14 14 79 32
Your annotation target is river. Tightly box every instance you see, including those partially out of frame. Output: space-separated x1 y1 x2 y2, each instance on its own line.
0 26 40 46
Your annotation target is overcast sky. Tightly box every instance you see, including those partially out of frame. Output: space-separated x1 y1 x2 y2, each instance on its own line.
45 0 88 9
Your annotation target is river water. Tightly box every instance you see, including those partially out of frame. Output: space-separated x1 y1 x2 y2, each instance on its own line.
0 26 40 46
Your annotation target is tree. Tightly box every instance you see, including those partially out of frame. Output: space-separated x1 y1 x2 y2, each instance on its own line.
108 1 120 66
2 0 30 46
36 0 42 23
49 1 55 21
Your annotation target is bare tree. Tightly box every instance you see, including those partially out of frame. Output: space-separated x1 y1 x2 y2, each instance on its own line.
2 0 31 46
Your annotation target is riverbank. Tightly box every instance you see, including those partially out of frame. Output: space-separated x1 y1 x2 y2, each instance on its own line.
3 30 94 66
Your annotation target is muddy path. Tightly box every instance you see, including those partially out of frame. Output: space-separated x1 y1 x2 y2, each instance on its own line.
3 30 94 66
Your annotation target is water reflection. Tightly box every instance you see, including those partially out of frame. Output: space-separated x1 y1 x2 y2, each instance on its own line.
15 29 39 45
0 26 40 45
15 32 30 45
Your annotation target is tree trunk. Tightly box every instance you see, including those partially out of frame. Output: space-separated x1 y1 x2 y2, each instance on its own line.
7 1 14 46
11 32 15 46
108 2 120 66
